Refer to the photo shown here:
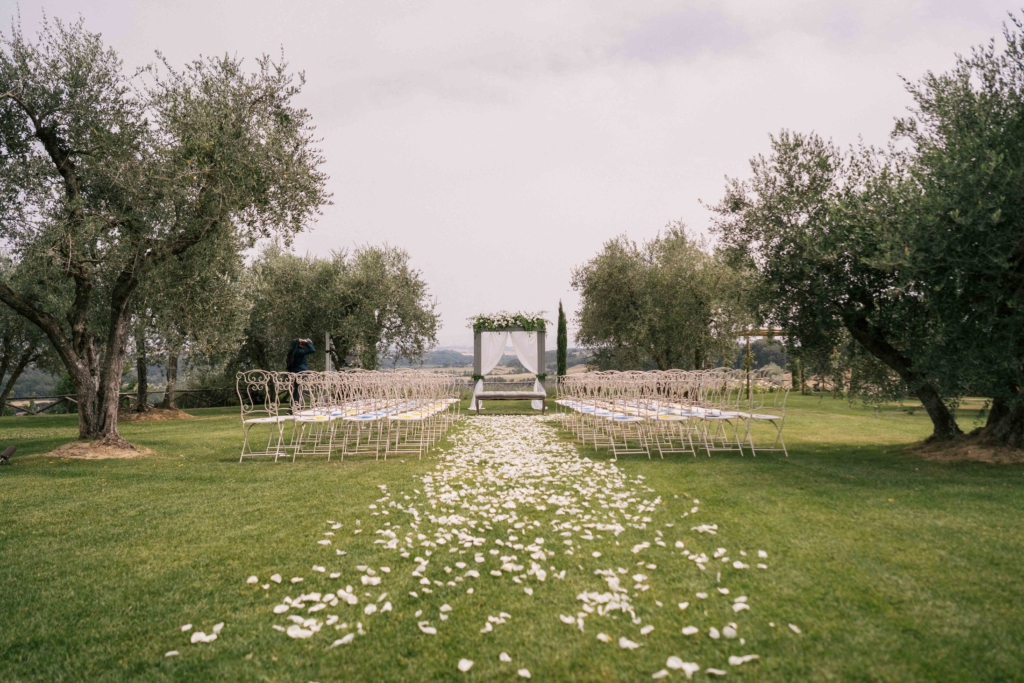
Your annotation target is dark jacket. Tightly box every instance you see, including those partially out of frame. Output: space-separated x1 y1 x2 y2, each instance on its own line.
286 339 316 372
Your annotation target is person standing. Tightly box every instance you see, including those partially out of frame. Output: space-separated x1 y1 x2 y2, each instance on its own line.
286 338 317 373
286 339 317 404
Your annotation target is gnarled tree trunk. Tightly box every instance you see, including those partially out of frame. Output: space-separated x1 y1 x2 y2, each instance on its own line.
135 330 149 412
844 312 962 441
161 352 178 409
979 395 1024 448
0 345 36 414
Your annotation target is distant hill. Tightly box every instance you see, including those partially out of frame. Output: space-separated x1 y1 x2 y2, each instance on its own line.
391 348 473 368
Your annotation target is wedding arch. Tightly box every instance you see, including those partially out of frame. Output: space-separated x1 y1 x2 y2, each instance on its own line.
469 312 548 412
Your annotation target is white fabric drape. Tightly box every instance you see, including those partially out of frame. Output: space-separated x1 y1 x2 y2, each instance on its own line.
509 331 545 410
472 332 509 409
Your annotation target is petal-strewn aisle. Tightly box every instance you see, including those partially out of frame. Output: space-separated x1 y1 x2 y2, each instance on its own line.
236 415 784 677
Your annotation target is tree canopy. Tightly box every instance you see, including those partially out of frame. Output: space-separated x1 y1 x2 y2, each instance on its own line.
571 225 749 371
240 245 438 371
0 18 328 444
711 14 1024 446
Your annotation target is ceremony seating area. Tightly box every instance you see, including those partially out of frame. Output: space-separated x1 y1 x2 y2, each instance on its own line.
236 370 461 462
556 368 788 460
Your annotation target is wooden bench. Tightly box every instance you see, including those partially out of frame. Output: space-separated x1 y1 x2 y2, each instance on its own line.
473 391 548 415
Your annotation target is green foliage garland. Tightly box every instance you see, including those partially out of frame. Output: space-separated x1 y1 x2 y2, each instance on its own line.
468 311 547 333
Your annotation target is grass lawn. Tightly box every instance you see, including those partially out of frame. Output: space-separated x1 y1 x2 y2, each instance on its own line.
1 395 1022 681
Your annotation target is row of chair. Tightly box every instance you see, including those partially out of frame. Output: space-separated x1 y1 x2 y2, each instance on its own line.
555 368 788 460
236 370 461 462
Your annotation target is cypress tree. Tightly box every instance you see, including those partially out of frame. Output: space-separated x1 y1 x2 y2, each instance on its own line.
557 301 568 377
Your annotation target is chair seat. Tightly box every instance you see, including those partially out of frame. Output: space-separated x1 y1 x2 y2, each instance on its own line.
390 413 427 421
244 416 292 424
295 414 335 423
344 413 384 421
750 413 782 421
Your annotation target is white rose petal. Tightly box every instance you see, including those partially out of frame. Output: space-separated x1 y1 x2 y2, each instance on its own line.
330 633 355 647
458 658 474 672
618 636 640 650
286 625 314 639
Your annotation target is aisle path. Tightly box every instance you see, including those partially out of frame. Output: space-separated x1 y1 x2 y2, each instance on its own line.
248 416 777 677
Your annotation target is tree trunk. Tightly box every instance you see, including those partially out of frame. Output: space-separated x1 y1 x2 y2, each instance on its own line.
70 364 102 439
0 346 35 414
980 395 1024 448
161 353 178 409
843 313 962 441
913 383 961 442
135 331 149 412
361 338 379 370
95 296 133 447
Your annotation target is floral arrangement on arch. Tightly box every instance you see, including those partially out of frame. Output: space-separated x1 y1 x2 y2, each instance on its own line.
468 311 548 333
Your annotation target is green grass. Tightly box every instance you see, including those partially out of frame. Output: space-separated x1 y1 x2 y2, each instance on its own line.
1 396 1022 681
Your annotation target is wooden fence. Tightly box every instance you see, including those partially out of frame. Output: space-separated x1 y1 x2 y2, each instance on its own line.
1 388 237 416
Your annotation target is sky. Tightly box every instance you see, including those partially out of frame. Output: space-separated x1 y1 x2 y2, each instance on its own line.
3 0 1014 346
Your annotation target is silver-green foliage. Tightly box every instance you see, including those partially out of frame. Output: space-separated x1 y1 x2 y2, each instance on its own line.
571 224 750 370
241 245 438 371
0 18 328 442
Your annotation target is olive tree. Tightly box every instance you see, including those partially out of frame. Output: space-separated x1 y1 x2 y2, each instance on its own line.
710 132 961 440
240 245 438 371
571 224 748 371
136 236 249 409
894 15 1024 446
0 19 327 445
0 289 50 411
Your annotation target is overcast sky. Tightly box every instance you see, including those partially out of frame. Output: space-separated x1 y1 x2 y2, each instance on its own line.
4 0 1014 346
